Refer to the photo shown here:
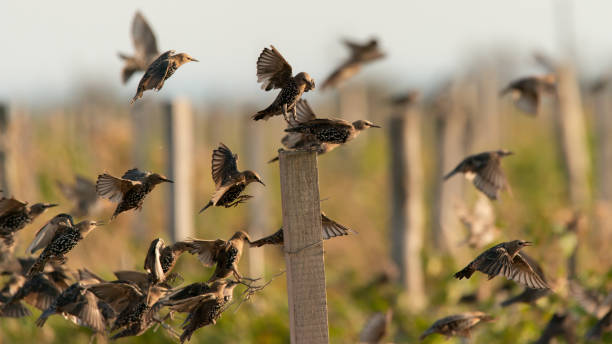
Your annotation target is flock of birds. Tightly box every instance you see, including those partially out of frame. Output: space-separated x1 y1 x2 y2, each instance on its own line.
0 9 610 344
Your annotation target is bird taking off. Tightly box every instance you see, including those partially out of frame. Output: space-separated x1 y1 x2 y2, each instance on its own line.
419 312 494 340
253 45 315 122
199 143 264 213
454 240 550 289
96 168 173 220
118 11 160 84
444 150 513 200
321 38 385 90
500 74 556 115
130 50 198 103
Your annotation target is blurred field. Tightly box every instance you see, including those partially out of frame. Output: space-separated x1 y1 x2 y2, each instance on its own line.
1 56 612 344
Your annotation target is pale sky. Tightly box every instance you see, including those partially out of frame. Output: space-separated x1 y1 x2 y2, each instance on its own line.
1 0 612 104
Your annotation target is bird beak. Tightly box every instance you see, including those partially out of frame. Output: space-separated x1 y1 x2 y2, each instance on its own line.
190 57 199 62
44 204 59 209
162 178 174 183
94 221 106 227
506 151 515 156
309 80 316 89
370 124 381 128
523 241 533 246
257 179 266 186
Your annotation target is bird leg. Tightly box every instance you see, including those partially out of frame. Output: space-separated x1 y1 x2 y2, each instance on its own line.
293 107 298 122
282 104 290 123
232 267 242 280
224 195 253 208
151 315 180 339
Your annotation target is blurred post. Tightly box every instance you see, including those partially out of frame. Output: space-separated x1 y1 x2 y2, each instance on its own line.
165 98 195 242
388 94 426 311
242 114 267 277
0 104 9 193
592 88 612 242
130 102 151 237
279 151 329 344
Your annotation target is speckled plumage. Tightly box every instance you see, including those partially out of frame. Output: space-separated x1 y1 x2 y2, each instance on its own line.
284 117 380 145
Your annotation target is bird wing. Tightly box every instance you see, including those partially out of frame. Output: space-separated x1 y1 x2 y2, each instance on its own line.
506 253 549 289
131 11 158 61
294 99 317 124
256 45 293 91
144 238 165 281
320 61 362 90
343 38 368 55
514 90 539 115
0 198 27 216
112 271 150 292
87 282 143 313
77 268 107 284
473 156 507 200
62 290 106 333
359 311 390 343
96 174 139 203
211 143 239 188
167 294 215 313
184 239 224 267
121 168 151 182
321 213 355 239
21 276 60 311
26 221 70 255
140 50 174 90
475 246 506 279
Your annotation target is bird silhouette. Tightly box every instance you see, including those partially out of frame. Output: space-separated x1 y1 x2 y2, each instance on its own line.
321 38 385 90
118 11 160 84
444 150 513 200
419 311 494 340
500 74 556 115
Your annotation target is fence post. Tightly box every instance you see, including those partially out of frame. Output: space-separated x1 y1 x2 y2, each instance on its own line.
0 104 9 194
165 98 195 242
279 150 329 344
388 97 426 311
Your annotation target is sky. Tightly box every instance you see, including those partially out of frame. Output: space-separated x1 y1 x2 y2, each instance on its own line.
1 0 612 104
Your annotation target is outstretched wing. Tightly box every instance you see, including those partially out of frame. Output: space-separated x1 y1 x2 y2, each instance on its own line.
211 143 239 188
507 253 549 289
87 282 143 313
293 99 317 124
26 219 71 255
321 213 355 240
183 239 224 267
256 45 293 91
473 155 508 200
132 11 158 60
96 174 138 203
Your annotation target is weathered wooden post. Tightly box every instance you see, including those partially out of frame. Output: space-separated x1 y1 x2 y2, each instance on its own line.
165 98 195 242
388 93 426 311
279 151 329 344
0 104 9 194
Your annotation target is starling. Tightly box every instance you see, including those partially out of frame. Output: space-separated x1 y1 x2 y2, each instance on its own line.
321 38 385 90
26 213 75 255
501 253 551 306
500 74 556 115
444 150 513 200
160 279 238 343
568 279 612 318
268 100 340 163
27 220 103 276
390 90 421 107
87 281 168 340
359 310 393 344
252 45 315 121
250 212 355 247
586 309 612 341
199 144 264 213
96 168 173 219
130 50 198 103
143 238 192 284
0 196 57 246
454 240 549 289
183 231 250 281
284 117 380 145
56 175 99 218
118 11 160 84
534 312 576 344
420 312 493 340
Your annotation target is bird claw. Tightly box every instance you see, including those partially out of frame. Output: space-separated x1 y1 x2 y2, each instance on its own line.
224 195 253 208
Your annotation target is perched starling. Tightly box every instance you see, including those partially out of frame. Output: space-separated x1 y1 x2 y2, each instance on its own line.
500 74 556 115
534 312 576 344
454 240 549 289
130 50 198 103
118 11 160 84
252 45 315 121
268 100 340 163
144 238 192 284
87 281 167 340
183 231 250 282
501 253 551 306
586 309 612 341
419 312 493 340
250 212 354 247
96 168 173 219
0 196 57 246
321 38 385 90
27 220 103 276
199 144 264 213
444 150 513 200
284 117 380 146
359 310 393 344
56 175 99 218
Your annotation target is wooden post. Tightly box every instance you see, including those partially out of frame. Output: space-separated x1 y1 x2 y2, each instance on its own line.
0 104 9 194
165 98 195 242
279 151 329 344
388 101 426 311
592 88 612 248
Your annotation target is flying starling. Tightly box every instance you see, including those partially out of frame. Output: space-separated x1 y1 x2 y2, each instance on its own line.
250 212 355 247
130 50 199 103
500 74 556 115
96 168 173 219
268 100 340 163
501 253 551 307
144 238 192 284
284 117 380 146
183 231 250 281
321 38 385 90
390 90 421 107
118 11 160 84
454 240 549 289
586 309 612 341
0 196 57 246
57 175 99 218
444 150 513 200
568 279 612 318
27 220 104 276
359 310 393 344
419 312 494 341
252 45 315 121
87 281 168 340
199 144 264 213
534 312 576 344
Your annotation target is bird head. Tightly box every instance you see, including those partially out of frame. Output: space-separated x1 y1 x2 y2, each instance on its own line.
76 220 104 235
28 203 59 217
147 173 174 185
244 170 265 186
230 230 251 243
295 72 315 91
352 120 381 131
223 280 239 301
53 213 75 227
497 150 514 157
173 53 199 65
506 240 532 254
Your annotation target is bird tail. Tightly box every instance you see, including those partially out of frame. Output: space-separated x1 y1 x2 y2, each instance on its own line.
267 156 279 163
35 306 55 327
454 266 475 280
27 256 48 277
199 201 213 214
500 295 520 307
1 301 31 318
252 104 280 121
180 329 194 344
443 168 459 181
419 329 434 341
